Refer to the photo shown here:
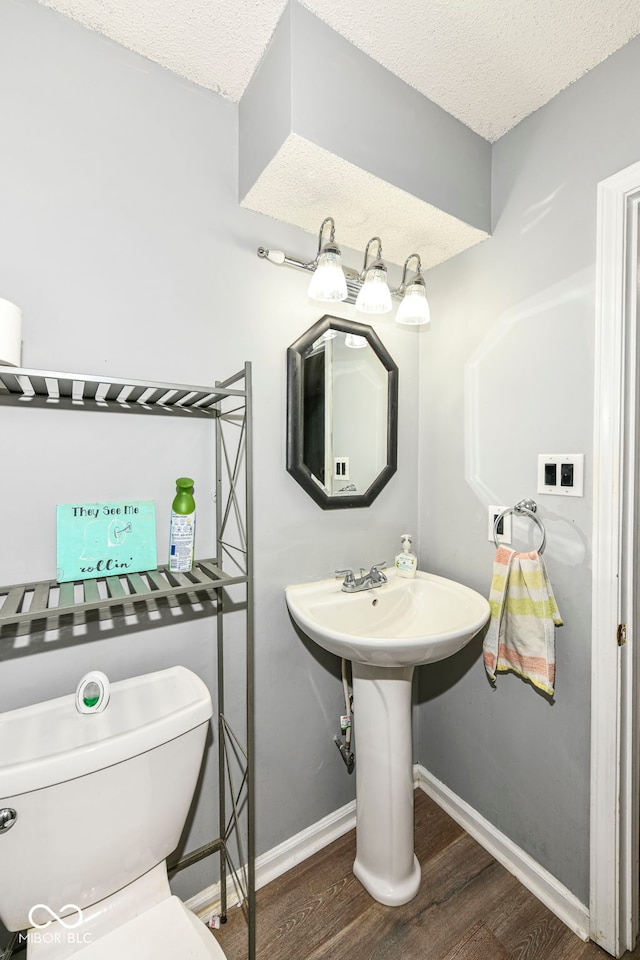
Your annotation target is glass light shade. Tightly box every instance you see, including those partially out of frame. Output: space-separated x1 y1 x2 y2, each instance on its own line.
344 333 368 349
308 248 348 302
396 281 431 325
311 329 338 351
355 264 392 314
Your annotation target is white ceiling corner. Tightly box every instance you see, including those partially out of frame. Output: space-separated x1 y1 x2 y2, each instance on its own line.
37 0 640 141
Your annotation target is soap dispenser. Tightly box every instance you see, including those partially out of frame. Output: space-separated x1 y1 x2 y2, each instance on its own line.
395 534 417 579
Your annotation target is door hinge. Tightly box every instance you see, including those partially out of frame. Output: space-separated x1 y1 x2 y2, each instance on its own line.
617 623 627 646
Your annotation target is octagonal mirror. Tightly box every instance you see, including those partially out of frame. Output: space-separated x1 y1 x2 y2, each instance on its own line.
287 315 398 509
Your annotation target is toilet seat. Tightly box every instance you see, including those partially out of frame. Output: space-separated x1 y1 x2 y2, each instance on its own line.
69 897 227 960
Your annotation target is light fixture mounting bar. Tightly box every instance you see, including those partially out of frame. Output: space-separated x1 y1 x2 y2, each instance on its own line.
256 246 401 306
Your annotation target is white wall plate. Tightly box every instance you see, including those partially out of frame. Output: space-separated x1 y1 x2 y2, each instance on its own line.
537 454 584 496
488 505 512 543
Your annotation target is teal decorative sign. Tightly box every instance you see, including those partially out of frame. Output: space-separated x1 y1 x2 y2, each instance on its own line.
56 500 157 583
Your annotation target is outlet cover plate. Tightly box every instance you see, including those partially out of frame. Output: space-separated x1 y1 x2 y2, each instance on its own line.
537 454 584 496
488 505 512 543
334 457 350 481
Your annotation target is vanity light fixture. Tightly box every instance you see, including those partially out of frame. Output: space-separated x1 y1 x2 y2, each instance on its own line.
344 333 369 349
394 254 431 326
306 218 348 302
257 217 431 325
259 216 347 303
311 329 338 351
354 238 392 315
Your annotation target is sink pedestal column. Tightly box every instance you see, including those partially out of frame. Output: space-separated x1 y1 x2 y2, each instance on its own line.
351 662 421 906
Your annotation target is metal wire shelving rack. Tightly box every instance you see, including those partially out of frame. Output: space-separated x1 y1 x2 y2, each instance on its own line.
0 363 255 960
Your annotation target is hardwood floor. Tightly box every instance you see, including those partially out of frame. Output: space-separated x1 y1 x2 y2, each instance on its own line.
213 790 640 960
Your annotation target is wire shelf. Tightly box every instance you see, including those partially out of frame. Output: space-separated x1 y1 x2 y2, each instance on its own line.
0 367 245 417
0 560 246 628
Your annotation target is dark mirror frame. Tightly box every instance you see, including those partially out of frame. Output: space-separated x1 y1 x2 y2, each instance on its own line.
287 315 398 509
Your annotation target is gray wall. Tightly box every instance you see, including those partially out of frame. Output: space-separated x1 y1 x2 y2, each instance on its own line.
416 33 640 905
0 0 420 915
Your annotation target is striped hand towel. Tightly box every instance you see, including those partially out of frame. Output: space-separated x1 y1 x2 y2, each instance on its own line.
483 545 563 696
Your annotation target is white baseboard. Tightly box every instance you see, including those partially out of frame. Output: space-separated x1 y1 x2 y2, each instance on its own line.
185 799 356 920
413 764 590 942
188 769 590 943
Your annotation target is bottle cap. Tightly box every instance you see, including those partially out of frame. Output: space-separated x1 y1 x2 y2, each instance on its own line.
176 477 194 490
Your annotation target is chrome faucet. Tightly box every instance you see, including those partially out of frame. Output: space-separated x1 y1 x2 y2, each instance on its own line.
336 563 387 593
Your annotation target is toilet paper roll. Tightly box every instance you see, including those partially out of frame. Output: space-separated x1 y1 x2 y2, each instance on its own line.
0 298 22 367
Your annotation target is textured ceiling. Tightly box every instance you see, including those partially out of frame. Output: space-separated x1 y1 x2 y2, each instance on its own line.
37 0 640 141
243 133 489 269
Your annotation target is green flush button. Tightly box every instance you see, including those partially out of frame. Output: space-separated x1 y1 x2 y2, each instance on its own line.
82 681 101 708
76 674 110 714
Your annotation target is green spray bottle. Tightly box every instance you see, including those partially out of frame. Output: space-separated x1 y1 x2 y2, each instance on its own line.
169 477 196 572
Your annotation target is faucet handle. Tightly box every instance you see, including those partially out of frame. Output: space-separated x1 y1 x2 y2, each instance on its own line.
335 568 355 583
368 562 388 582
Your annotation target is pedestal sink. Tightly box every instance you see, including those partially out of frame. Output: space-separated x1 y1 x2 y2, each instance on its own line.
285 569 490 907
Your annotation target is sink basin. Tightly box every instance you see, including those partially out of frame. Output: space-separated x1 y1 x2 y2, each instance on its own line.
285 569 490 667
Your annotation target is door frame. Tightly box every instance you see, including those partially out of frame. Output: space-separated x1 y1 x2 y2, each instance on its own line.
591 159 640 956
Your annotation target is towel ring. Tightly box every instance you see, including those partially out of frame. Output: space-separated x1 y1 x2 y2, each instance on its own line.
493 498 546 554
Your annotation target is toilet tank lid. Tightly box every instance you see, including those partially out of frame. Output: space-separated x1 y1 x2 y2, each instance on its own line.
0 666 213 798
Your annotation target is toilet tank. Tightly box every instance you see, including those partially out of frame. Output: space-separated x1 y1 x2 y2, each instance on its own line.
0 666 213 932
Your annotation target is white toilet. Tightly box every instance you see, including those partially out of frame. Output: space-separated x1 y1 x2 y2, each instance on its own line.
0 666 227 959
